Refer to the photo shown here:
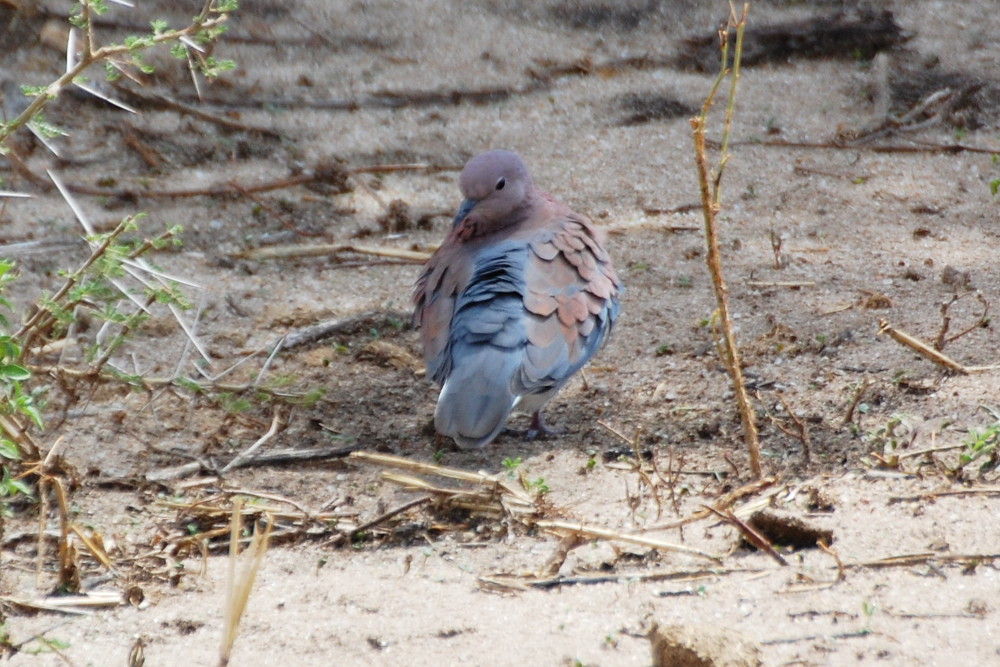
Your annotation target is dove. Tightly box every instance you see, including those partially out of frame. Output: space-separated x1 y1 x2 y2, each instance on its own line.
413 150 621 449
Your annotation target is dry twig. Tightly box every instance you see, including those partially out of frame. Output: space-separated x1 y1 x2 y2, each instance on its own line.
935 292 990 351
766 392 812 463
840 377 871 427
237 243 430 263
877 319 968 374
690 4 761 477
533 519 722 561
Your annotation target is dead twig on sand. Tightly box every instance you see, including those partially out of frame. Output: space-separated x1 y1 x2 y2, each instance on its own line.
482 550 1000 592
888 486 1000 503
112 84 281 138
704 505 788 566
220 409 285 474
761 392 812 464
818 540 846 582
480 566 760 591
744 138 1000 155
935 292 990 351
840 377 871 427
350 451 538 517
691 4 761 477
144 444 360 482
642 475 781 533
282 310 411 350
877 319 971 374
236 243 430 263
533 519 723 561
63 165 350 200
349 497 432 540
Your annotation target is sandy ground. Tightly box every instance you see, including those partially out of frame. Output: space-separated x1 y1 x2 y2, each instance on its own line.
2 0 1000 665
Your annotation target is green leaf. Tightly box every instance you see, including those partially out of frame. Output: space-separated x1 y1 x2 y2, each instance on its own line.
0 438 21 460
0 363 30 380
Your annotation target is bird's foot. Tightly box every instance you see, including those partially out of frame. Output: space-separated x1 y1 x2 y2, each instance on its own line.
525 411 567 440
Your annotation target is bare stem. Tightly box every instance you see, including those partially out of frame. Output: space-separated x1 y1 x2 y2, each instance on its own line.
691 3 761 477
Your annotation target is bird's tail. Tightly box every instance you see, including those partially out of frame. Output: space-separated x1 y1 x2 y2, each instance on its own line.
434 348 518 449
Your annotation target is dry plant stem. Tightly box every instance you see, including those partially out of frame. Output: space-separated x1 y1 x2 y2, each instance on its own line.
238 243 430 263
776 392 812 463
889 486 1000 502
220 408 284 474
704 505 788 566
532 519 722 561
89 292 157 375
745 281 814 288
485 550 1000 592
350 496 432 539
112 84 280 137
282 309 410 349
34 363 315 403
642 475 780 532
0 414 41 459
691 3 761 477
877 319 968 374
220 500 272 667
818 540 846 582
748 138 1000 155
935 292 990 351
840 377 871 427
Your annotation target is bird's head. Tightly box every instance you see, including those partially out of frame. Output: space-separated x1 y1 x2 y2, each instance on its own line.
453 150 535 234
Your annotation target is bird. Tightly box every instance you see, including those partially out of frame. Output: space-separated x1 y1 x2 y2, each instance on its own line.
413 150 621 448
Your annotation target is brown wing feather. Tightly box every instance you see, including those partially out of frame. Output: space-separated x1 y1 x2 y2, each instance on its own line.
520 210 620 375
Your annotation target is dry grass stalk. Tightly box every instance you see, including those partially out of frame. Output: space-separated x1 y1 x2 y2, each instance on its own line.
745 281 815 288
0 414 42 460
480 566 759 591
219 498 272 667
935 291 990 351
69 525 116 573
25 436 77 591
703 506 788 566
0 590 122 615
769 392 812 463
159 491 354 556
642 475 781 532
889 486 1000 502
483 548 1000 592
237 242 431 263
840 377 871 427
220 408 285 474
536 534 587 578
533 519 722 561
350 451 536 505
379 472 536 518
349 496 432 539
877 319 968 373
818 540 846 582
282 309 411 350
599 421 666 519
690 3 761 477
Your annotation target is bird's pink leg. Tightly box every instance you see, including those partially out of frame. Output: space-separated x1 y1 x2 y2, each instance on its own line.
526 411 567 440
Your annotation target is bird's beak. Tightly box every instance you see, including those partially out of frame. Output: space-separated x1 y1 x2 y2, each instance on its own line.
452 198 477 227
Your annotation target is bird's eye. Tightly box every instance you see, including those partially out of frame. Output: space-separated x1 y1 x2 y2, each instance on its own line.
495 177 506 191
